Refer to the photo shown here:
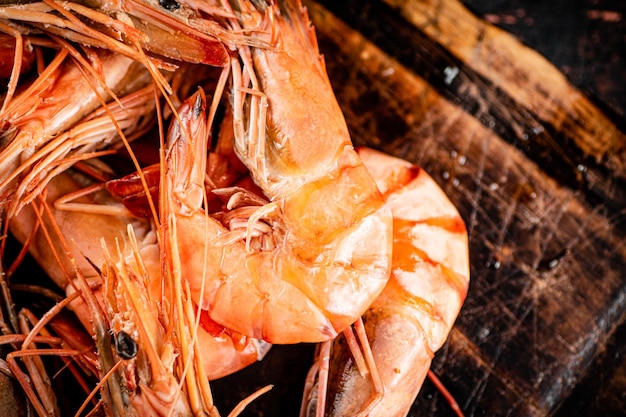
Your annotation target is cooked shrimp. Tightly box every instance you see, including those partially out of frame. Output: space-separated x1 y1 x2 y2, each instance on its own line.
9 168 185 416
5 1 464 415
11 172 265 416
7 91 278 416
0 0 232 68
0 46 153 215
168 0 393 345
302 147 470 417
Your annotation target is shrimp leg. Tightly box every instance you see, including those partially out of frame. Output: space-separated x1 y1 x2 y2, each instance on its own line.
0 27 35 113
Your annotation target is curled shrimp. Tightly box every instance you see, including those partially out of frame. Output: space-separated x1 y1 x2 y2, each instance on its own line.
0 46 153 215
302 147 470 417
9 169 188 416
169 0 393 345
3 1 469 415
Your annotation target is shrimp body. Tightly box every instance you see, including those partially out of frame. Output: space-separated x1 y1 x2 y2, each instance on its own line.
307 147 470 417
169 1 393 344
0 49 153 215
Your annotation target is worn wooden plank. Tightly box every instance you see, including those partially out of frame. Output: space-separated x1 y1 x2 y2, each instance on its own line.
385 0 626 170
461 0 626 121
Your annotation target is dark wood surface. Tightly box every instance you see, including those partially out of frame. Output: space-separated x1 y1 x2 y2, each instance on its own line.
212 1 626 416
462 0 625 121
459 2 625 416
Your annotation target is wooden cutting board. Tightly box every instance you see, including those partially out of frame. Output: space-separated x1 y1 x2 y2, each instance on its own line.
211 1 626 416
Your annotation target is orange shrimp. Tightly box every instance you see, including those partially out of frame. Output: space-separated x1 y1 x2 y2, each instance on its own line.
7 91 274 416
0 46 154 216
3 2 467 415
302 147 470 417
0 0 232 68
9 169 205 417
165 0 393 344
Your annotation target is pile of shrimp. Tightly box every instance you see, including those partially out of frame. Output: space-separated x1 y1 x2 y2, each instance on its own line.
0 1 470 416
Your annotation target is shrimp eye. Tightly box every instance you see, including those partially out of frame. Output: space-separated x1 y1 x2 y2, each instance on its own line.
159 0 180 11
114 331 138 360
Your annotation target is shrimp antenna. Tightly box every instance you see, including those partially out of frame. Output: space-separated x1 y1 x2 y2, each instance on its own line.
51 36 124 108
33 195 126 417
167 216 210 414
6 348 80 417
44 35 165 236
74 359 124 417
427 369 465 417
0 47 68 121
226 384 273 417
22 291 81 347
0 21 25 114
